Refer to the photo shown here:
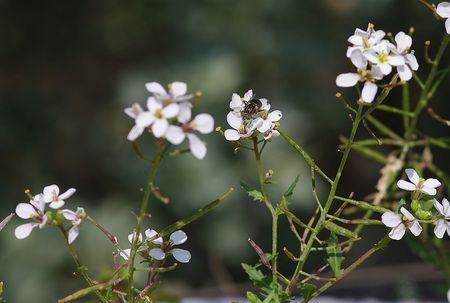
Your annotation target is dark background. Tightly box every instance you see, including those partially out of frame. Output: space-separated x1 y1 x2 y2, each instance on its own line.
0 0 449 302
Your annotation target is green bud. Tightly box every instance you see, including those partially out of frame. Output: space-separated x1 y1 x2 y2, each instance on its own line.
415 209 432 220
422 199 434 211
411 200 420 213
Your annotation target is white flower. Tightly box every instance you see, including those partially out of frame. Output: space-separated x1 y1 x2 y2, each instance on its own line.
132 97 179 139
391 32 419 81
437 2 450 34
434 198 450 238
257 110 282 133
14 195 48 239
120 232 145 260
346 23 386 57
149 230 191 263
62 207 85 244
364 40 405 75
397 168 441 196
381 207 422 240
125 103 146 141
145 81 193 103
336 50 383 103
166 113 214 159
224 112 260 141
263 124 280 141
42 184 76 209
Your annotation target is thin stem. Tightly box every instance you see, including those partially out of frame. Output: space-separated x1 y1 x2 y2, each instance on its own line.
127 141 164 302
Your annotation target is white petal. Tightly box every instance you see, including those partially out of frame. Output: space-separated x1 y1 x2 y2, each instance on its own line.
397 65 412 81
257 120 273 133
169 81 187 98
127 125 145 141
442 198 450 217
268 110 282 122
336 73 360 87
15 222 38 239
361 81 378 103
434 199 445 216
152 119 169 138
400 207 416 221
348 35 363 46
224 129 240 141
146 97 162 112
388 55 405 66
389 224 406 240
145 82 167 96
379 63 392 75
408 220 422 236
162 103 179 118
166 126 186 145
124 103 143 119
227 112 242 130
395 32 412 52
446 18 450 35
187 134 207 160
171 248 191 263
435 219 447 239
243 89 253 101
136 112 155 127
397 180 417 191
381 212 402 227
43 185 59 202
120 248 131 260
149 248 166 260
62 209 77 221
437 2 450 18
144 229 163 245
447 288 450 303
59 188 76 200
421 186 437 196
177 102 192 123
230 93 243 110
15 203 36 219
170 230 188 245
192 114 214 134
350 50 367 69
128 232 143 244
49 200 64 209
423 178 442 189
68 226 80 244
406 54 419 71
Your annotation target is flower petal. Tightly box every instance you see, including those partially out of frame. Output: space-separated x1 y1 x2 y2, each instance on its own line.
68 226 80 244
405 168 419 185
166 126 186 145
192 113 214 134
423 178 442 189
15 203 36 219
268 110 282 122
421 186 437 196
43 185 59 202
120 248 131 260
170 230 188 245
243 89 253 101
59 188 76 200
177 102 192 123
406 54 419 71
15 222 38 239
124 103 143 119
187 134 207 160
230 93 243 111
257 120 273 133
361 81 378 103
442 198 450 217
162 103 179 118
127 125 145 141
381 212 402 227
49 200 65 209
434 199 445 216
397 65 412 81
388 224 406 240
445 18 450 35
149 248 166 260
152 119 169 138
145 229 163 245
145 82 167 96
395 32 412 52
227 112 242 130
171 248 191 263
128 232 143 244
408 220 422 237
224 129 240 141
62 209 77 221
437 2 450 18
350 50 367 69
336 73 360 87
435 219 447 239
400 207 416 221
169 81 187 98
136 112 155 127
397 180 416 191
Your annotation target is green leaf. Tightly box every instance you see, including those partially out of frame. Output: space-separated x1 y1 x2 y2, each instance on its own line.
240 181 264 202
241 263 272 293
325 234 344 277
246 291 263 303
323 220 358 239
283 175 300 198
299 283 316 303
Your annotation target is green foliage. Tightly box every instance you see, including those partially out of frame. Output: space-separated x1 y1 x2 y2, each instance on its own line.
240 181 264 202
298 283 316 303
283 175 300 198
325 234 345 277
246 291 263 303
323 221 358 239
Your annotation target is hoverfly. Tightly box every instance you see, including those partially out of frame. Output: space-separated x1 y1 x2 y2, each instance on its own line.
242 98 263 120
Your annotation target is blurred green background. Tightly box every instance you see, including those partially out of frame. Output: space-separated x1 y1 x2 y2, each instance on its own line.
1 0 450 301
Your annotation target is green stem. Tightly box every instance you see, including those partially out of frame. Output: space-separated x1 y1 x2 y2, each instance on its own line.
286 103 364 294
127 141 164 302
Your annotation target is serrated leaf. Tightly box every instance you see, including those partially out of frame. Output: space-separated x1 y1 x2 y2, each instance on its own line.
240 181 264 202
241 263 272 293
299 283 316 303
284 175 300 198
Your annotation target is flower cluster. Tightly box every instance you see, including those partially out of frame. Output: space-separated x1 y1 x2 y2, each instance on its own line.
381 169 450 240
121 229 191 264
336 23 418 103
224 89 282 141
14 185 85 244
437 2 450 34
125 81 214 159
